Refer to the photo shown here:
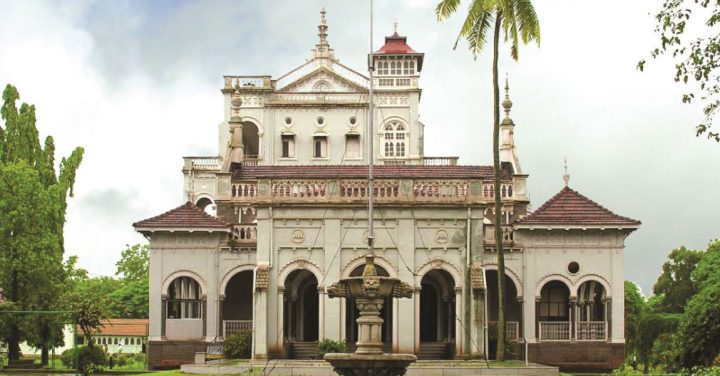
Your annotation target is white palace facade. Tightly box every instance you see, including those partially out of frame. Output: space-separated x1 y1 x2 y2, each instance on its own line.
134 10 640 371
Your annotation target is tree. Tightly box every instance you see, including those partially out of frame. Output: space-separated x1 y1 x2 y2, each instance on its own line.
436 0 540 360
636 313 681 373
116 244 149 282
624 281 647 358
639 0 720 142
653 246 704 313
672 240 720 369
0 84 84 363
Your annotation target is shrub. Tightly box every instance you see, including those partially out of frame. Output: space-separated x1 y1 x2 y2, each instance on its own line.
132 352 145 363
0 353 7 367
317 339 347 357
679 367 720 376
224 332 252 359
77 346 108 375
60 348 74 368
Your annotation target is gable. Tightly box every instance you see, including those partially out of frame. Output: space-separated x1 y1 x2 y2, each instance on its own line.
278 66 368 93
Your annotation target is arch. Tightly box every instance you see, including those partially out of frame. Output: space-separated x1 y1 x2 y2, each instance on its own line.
278 259 324 288
239 116 264 135
574 274 612 299
341 255 398 279
534 274 574 299
481 264 523 298
415 258 462 287
219 264 257 297
162 270 207 298
313 80 333 92
194 195 216 216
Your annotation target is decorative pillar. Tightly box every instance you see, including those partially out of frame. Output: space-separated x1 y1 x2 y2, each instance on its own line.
454 287 463 357
414 287 421 353
229 89 245 164
254 264 270 359
161 295 167 340
318 285 326 341
569 297 577 341
277 287 285 352
517 296 524 341
202 298 208 338
605 298 612 341
218 296 225 339
535 297 541 341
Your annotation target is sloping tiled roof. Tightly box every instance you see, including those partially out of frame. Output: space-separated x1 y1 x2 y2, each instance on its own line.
376 33 419 54
233 165 501 180
517 187 641 227
77 319 148 336
133 202 230 230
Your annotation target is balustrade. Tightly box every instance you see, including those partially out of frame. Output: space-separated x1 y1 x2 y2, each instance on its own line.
231 224 256 244
183 156 221 171
232 183 257 198
539 322 571 341
413 180 468 199
489 321 520 341
340 180 399 199
223 320 253 337
575 321 608 341
421 157 459 166
272 181 327 198
223 76 272 90
481 183 514 199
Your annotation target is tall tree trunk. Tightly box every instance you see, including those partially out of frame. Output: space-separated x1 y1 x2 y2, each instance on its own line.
41 347 49 366
492 12 506 362
9 270 20 363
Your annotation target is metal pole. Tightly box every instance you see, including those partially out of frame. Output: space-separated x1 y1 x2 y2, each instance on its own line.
367 0 375 257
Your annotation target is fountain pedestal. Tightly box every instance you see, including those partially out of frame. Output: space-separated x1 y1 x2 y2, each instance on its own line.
324 256 417 376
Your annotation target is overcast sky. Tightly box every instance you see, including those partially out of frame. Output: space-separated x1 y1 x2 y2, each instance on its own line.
0 0 718 294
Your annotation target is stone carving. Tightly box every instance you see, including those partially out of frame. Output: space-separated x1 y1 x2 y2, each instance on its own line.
471 263 485 290
326 281 351 298
435 229 449 244
291 229 305 244
392 282 414 299
255 264 269 291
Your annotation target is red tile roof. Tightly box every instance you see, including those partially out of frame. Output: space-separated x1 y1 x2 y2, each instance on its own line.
133 202 230 230
77 319 148 336
517 187 641 227
376 33 419 54
233 165 503 180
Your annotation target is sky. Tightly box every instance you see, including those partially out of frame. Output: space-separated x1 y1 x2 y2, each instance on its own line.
0 0 718 294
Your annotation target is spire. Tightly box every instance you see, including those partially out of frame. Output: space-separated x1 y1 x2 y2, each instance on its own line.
501 74 514 124
393 18 399 35
312 7 335 61
563 158 570 187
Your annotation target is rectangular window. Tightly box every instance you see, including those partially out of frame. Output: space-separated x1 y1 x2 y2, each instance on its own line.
345 134 360 159
313 136 327 158
281 135 295 158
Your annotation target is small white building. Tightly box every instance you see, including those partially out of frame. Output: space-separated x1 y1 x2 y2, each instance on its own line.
134 9 639 371
78 319 148 354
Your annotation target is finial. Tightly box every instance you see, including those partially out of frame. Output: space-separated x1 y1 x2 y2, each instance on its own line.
320 7 327 25
563 158 570 187
502 73 513 117
318 7 329 48
393 18 399 34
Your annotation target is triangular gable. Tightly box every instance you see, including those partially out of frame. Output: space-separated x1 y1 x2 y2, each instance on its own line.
278 66 368 93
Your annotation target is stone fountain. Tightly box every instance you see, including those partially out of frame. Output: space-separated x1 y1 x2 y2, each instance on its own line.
324 255 417 376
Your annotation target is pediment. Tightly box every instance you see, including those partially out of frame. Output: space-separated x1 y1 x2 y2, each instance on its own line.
278 66 368 93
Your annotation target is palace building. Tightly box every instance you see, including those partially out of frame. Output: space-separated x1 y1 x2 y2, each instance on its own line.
134 10 640 370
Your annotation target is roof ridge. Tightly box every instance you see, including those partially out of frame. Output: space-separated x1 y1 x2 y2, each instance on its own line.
133 201 230 229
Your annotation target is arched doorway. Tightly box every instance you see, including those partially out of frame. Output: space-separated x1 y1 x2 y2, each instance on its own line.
419 269 455 359
345 264 393 352
576 280 608 341
537 281 571 341
283 269 319 359
195 197 216 216
242 122 259 160
222 271 253 339
485 270 521 358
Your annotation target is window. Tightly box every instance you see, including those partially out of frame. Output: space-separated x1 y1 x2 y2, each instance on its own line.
281 134 295 158
382 121 407 157
539 281 570 321
114 338 118 345
167 277 202 319
313 136 328 158
345 134 360 159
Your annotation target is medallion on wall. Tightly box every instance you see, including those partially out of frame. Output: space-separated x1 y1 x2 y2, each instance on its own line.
435 229 449 244
291 229 305 244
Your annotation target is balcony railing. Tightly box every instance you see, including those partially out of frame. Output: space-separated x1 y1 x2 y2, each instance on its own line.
539 322 571 341
223 320 253 338
484 225 515 245
421 157 459 166
223 76 272 90
183 156 221 171
482 183 514 199
231 224 256 245
489 321 520 341
576 321 608 341
232 183 258 198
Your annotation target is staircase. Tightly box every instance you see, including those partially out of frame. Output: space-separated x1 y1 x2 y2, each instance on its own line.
417 342 450 360
289 341 318 359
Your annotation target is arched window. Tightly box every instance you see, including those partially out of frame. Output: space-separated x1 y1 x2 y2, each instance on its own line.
383 121 407 157
167 277 202 319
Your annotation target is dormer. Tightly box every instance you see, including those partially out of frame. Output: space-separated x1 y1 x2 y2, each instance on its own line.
372 26 424 90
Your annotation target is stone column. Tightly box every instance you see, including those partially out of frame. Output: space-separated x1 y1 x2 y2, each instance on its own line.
202 298 208 338
454 287 463 357
414 287 422 353
218 296 225 339
605 298 612 341
534 297 541 341
161 296 167 340
254 264 269 359
569 297 577 341
355 298 385 355
318 286 326 341
517 296 524 341
397 218 416 354
277 287 285 352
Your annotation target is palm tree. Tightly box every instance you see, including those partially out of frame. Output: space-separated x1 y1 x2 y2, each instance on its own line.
436 0 540 361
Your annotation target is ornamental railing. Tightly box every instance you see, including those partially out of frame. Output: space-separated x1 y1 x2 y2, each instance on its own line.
539 322 571 341
231 224 256 245
223 320 253 338
489 321 520 341
575 321 608 341
183 156 221 171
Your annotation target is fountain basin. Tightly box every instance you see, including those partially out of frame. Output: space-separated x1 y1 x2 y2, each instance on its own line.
324 353 417 376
